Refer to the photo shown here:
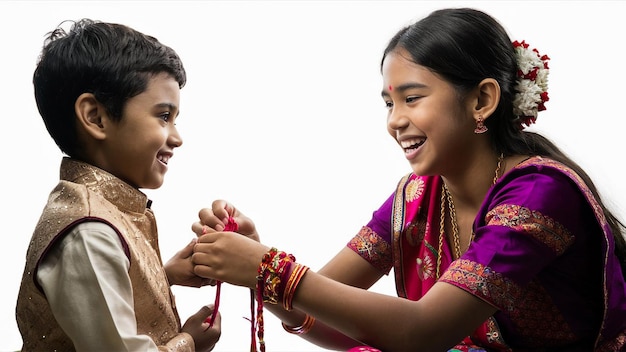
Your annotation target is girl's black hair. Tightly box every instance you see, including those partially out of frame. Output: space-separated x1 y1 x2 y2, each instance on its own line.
382 8 626 278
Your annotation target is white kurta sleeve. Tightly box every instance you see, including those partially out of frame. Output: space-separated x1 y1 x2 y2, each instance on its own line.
37 221 159 352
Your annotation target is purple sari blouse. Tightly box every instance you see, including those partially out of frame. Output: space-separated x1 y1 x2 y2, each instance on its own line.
348 157 626 350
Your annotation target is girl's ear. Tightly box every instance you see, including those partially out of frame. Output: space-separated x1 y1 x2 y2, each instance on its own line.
74 93 107 140
470 78 501 123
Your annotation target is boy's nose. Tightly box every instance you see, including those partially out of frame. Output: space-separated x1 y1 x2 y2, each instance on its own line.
168 126 183 148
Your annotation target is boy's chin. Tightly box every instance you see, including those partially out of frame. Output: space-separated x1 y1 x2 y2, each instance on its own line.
136 177 165 190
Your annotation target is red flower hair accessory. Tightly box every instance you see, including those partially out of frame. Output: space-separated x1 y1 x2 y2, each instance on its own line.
512 40 550 129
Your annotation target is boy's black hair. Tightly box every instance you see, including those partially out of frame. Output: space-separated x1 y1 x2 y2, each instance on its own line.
33 19 187 157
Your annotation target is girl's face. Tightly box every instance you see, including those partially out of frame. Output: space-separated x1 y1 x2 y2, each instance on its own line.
100 72 183 189
381 49 476 177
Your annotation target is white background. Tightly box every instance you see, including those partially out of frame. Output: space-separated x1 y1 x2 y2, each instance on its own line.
1 1 625 351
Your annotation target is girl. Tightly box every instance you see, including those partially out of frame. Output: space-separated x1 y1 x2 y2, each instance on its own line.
191 8 626 351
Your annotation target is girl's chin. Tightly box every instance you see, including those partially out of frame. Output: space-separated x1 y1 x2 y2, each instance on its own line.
409 163 434 177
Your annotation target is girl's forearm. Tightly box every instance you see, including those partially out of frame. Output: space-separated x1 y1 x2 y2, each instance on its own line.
265 304 364 351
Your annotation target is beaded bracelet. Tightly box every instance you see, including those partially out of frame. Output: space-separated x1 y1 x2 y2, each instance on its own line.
257 247 296 304
255 248 313 345
282 314 316 335
253 247 297 351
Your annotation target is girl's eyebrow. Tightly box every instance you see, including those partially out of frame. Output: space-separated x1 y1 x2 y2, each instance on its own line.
381 82 428 97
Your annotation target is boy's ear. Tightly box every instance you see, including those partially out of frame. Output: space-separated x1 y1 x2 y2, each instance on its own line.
469 78 500 123
75 93 107 140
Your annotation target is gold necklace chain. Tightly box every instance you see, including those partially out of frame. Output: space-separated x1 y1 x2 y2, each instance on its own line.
444 183 461 259
493 153 504 185
435 153 504 279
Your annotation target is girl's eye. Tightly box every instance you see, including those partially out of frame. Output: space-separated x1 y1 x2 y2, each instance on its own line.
384 100 393 109
406 96 420 103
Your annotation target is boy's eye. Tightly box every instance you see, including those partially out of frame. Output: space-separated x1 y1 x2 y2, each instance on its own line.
158 112 170 122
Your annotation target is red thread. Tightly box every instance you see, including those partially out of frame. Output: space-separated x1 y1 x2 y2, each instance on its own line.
224 217 239 232
204 216 266 351
205 216 238 329
255 278 265 352
204 282 221 328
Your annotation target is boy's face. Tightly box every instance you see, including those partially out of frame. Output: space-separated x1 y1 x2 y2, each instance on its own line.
101 72 182 189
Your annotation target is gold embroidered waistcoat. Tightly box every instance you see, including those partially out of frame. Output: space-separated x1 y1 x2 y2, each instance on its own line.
16 158 186 351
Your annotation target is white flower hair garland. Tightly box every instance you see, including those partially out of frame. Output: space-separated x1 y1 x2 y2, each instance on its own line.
512 40 550 129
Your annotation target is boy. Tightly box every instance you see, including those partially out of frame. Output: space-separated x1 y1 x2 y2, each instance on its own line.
15 19 220 351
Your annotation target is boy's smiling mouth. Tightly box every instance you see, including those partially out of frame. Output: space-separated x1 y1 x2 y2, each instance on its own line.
157 152 172 165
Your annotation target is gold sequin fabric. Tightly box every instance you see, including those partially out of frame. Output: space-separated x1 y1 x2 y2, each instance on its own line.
16 158 187 351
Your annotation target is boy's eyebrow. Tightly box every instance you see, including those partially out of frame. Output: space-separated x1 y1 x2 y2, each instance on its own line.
155 102 181 117
155 102 178 110
381 82 428 97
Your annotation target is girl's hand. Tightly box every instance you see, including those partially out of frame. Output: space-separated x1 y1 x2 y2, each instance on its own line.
192 231 269 288
191 200 260 242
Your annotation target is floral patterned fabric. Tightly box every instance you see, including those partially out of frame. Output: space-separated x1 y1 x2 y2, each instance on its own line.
347 157 626 351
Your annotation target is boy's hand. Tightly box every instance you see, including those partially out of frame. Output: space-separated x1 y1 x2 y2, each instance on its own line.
182 305 221 352
164 238 215 287
192 200 260 242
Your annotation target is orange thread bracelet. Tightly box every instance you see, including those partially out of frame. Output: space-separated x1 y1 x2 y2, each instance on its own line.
282 263 309 311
